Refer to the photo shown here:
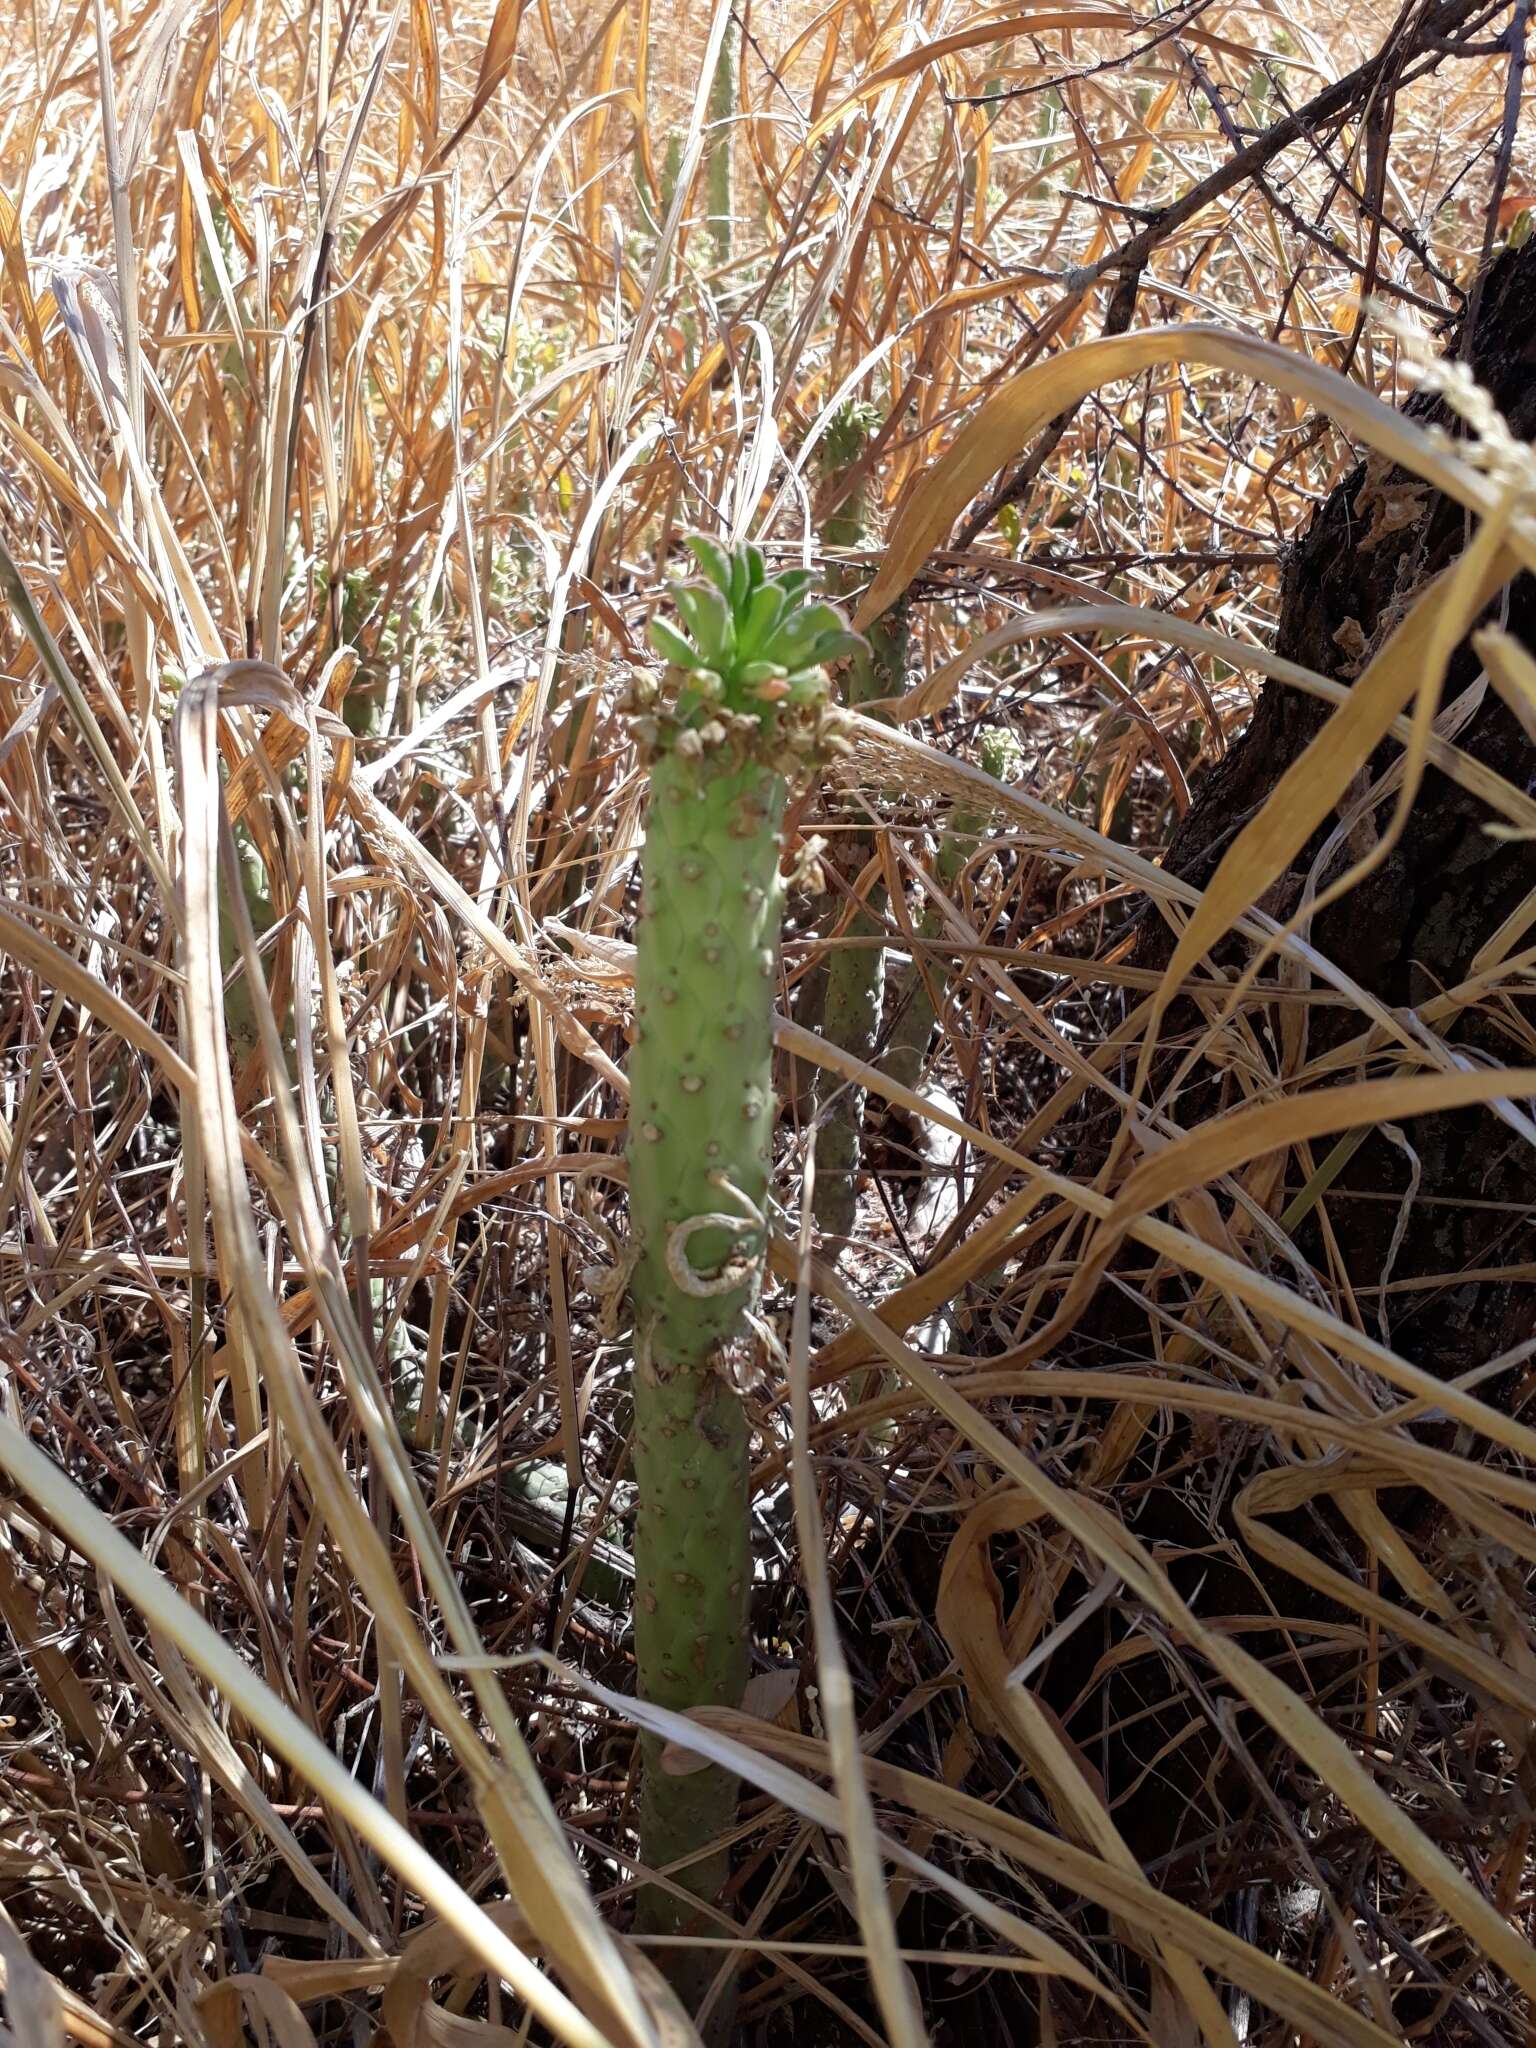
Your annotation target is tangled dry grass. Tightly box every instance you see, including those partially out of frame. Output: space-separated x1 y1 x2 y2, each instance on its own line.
0 0 1533 2042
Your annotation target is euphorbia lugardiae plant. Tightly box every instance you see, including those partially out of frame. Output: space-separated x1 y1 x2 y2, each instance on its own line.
627 538 859 2001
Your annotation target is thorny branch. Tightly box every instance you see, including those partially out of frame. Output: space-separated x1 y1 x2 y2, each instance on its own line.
950 0 1520 546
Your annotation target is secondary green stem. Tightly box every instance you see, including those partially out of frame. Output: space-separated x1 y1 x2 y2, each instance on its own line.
883 727 1018 1097
812 408 905 1242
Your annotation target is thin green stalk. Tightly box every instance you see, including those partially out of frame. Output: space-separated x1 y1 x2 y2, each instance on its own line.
627 539 857 2019
219 818 278 1071
705 16 735 266
883 726 1020 1097
812 404 906 1241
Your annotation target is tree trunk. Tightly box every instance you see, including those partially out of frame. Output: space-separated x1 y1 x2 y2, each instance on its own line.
1131 243 1536 1386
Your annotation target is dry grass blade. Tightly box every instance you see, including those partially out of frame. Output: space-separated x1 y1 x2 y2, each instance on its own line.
780 1011 1536 1459
787 1162 928 2048
0 1413 610 2048
172 668 663 2044
811 1269 1536 2005
857 324 1536 628
1 2 1532 2041
513 1649 1410 2048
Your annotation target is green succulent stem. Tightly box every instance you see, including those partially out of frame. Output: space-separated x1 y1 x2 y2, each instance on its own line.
626 542 856 2019
629 745 778 1975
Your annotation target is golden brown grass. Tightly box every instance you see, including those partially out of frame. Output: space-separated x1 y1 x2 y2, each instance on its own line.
0 0 1532 2042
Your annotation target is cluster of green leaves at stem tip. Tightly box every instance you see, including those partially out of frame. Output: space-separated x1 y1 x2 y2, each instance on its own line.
635 536 864 758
